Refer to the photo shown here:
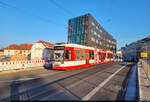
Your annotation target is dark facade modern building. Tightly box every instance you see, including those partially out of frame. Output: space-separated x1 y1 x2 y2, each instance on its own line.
68 13 116 53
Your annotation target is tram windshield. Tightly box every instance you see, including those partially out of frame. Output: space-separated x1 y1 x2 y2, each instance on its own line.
54 50 64 61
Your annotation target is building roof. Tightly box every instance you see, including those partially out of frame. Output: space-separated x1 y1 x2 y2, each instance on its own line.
137 36 150 43
4 44 19 50
19 44 33 50
141 36 150 42
0 49 4 52
37 40 55 49
4 44 33 50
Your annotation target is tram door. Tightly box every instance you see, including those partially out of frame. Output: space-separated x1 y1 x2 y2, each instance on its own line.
101 52 106 63
85 50 89 64
94 48 98 64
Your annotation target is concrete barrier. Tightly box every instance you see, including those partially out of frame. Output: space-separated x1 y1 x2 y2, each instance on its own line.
0 60 51 72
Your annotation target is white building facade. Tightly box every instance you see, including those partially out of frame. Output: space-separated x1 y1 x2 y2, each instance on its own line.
31 40 54 60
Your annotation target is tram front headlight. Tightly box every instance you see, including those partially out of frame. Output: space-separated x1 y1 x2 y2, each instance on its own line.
53 62 61 66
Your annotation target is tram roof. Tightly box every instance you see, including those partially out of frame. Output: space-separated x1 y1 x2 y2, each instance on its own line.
54 43 111 53
54 43 94 50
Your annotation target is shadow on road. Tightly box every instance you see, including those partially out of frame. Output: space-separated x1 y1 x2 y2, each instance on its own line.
1 74 50 101
10 81 20 100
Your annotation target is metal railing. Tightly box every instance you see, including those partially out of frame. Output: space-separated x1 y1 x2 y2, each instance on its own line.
140 59 150 81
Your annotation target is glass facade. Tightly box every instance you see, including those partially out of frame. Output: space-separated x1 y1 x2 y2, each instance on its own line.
68 13 116 53
68 15 88 46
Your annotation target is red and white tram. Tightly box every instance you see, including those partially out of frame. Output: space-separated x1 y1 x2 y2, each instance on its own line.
53 43 114 70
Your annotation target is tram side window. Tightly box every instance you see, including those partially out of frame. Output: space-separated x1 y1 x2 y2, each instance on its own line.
102 53 106 59
81 49 85 60
90 51 94 59
75 50 80 60
64 50 72 61
99 53 102 59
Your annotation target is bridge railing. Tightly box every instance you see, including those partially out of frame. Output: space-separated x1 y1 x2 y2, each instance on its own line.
140 59 150 81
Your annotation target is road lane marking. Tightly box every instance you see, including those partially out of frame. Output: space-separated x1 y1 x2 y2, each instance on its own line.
82 65 126 100
66 66 116 89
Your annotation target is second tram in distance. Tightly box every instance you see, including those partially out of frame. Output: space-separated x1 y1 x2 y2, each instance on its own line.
53 43 114 70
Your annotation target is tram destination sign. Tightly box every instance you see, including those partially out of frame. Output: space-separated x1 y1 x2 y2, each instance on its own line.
54 46 65 50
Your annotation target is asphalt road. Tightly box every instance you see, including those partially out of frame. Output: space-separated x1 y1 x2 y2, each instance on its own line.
0 62 134 101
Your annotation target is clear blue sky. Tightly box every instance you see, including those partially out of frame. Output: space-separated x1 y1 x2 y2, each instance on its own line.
0 0 150 50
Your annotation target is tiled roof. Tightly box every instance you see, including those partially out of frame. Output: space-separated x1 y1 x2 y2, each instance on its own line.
4 44 33 50
37 40 55 49
4 44 19 50
19 44 33 50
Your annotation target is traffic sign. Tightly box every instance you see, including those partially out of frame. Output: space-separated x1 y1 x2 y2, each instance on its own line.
141 52 148 57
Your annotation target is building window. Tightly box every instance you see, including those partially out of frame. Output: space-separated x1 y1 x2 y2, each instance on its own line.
96 26 98 30
96 40 98 43
98 34 101 38
91 37 95 42
100 29 102 33
107 44 109 47
99 41 102 45
91 22 95 26
94 31 97 35
91 29 93 33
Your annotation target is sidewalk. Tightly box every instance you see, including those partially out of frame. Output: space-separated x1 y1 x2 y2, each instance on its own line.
137 62 150 101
